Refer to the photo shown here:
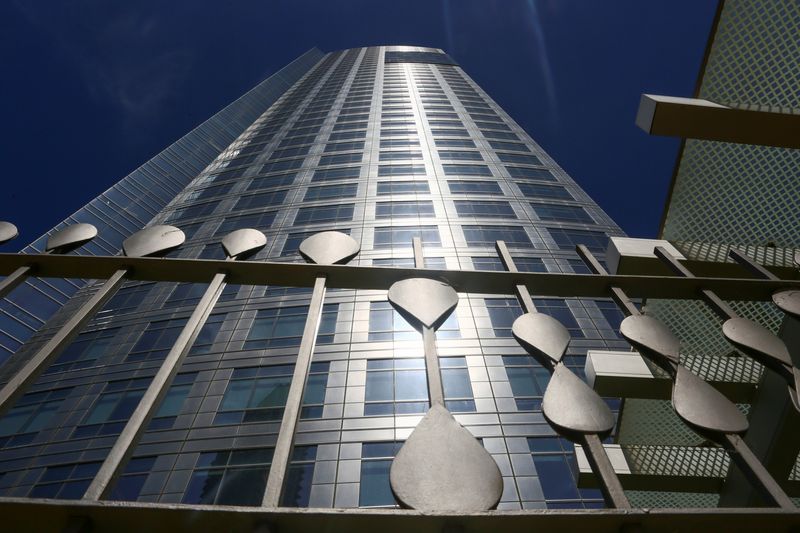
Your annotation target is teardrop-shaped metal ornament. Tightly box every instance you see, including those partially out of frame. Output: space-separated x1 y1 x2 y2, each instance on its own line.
512 312 570 364
122 225 185 258
299 231 360 265
542 364 615 437
221 228 267 259
620 314 681 363
722 317 792 369
388 278 459 329
672 365 748 435
772 290 800 320
389 404 503 512
0 221 19 245
46 223 98 254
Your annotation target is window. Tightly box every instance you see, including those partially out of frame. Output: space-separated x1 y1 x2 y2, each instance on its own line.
454 200 516 219
503 355 550 411
164 202 217 223
379 151 422 161
301 362 330 419
506 167 555 181
214 211 276 236
98 283 153 316
304 184 358 201
126 318 188 362
484 298 584 338
29 462 102 499
73 378 151 438
166 283 207 306
279 135 316 148
294 204 354 226
380 139 420 148
375 201 435 218
376 181 429 195
247 173 296 191
312 166 360 182
527 437 581 503
359 442 402 507
260 158 303 175
595 300 627 337
0 387 71 447
442 164 492 176
488 141 530 152
548 228 609 253
498 153 541 165
372 257 446 269
380 129 417 137
281 445 317 507
531 203 594 224
329 130 366 141
318 153 362 166
182 447 274 506
434 139 475 148
324 141 365 153
518 183 574 200
430 128 469 137
282 229 351 256
438 150 483 161
148 373 197 430
378 164 426 177
441 357 476 412
269 145 311 160
364 359 428 415
185 182 234 202
568 258 592 274
198 243 227 260
213 366 294 425
368 301 458 342
485 298 523 337
472 256 545 273
482 130 520 141
234 190 288 211
447 180 502 195
244 304 338 349
46 328 121 374
108 457 156 501
474 121 511 131
463 225 533 248
373 225 441 248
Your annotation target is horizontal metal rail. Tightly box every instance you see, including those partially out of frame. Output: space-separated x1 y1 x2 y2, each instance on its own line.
0 253 796 301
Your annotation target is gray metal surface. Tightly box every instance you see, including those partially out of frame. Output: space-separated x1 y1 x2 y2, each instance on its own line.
620 315 682 365
122 225 185 257
772 290 800 319
45 224 98 254
542 364 616 436
220 228 267 259
387 278 459 330
298 231 360 265
672 365 749 435
389 405 503 512
511 313 570 365
722 317 793 369
0 222 18 245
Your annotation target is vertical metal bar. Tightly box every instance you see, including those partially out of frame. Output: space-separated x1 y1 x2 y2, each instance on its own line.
0 268 128 417
0 265 32 300
728 249 779 281
413 236 445 406
582 433 632 509
412 236 424 268
575 245 640 317
423 326 444 406
495 241 536 313
263 274 327 507
500 243 631 509
723 433 795 509
83 271 228 501
654 246 738 320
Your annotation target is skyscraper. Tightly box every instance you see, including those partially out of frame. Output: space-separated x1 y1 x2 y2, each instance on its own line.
0 46 627 512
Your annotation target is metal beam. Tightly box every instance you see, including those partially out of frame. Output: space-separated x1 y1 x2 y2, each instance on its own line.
635 94 800 149
0 253 796 302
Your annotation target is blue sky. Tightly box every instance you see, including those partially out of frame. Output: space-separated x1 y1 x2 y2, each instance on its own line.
0 0 718 247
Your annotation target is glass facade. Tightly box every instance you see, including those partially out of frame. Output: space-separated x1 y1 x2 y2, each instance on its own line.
0 45 626 511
